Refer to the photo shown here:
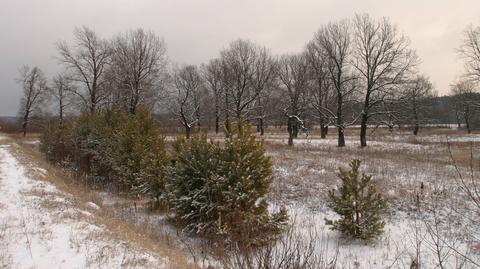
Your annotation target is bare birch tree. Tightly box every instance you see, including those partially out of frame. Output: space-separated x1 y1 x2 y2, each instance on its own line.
17 66 48 136
352 13 418 147
111 28 168 114
56 26 112 112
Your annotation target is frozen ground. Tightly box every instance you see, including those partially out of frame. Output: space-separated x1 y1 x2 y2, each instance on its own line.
2 130 479 268
263 131 480 268
0 136 170 269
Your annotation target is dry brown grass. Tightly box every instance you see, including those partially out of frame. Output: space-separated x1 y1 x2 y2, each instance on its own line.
260 128 478 215
3 134 199 269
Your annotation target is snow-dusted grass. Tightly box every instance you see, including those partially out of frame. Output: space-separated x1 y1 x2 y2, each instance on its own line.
262 130 480 268
3 129 479 268
0 136 186 269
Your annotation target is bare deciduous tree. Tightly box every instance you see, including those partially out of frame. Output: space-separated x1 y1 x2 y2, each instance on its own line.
220 39 276 122
17 66 48 136
50 74 75 125
314 20 356 147
402 75 434 135
171 65 203 138
305 42 333 139
352 13 418 147
277 53 309 146
57 26 112 112
202 58 224 134
111 28 168 114
451 79 477 134
458 24 480 84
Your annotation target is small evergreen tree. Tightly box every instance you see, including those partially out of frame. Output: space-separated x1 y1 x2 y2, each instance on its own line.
326 160 388 240
40 119 74 165
107 105 168 197
167 121 288 245
66 106 168 197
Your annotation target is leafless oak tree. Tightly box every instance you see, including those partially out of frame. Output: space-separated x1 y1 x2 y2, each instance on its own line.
17 66 48 136
50 73 75 125
313 20 356 147
458 24 480 84
57 26 112 112
352 13 418 147
277 53 309 146
171 65 203 138
305 42 334 139
220 39 276 122
402 75 434 135
451 79 477 134
202 58 224 134
111 28 168 114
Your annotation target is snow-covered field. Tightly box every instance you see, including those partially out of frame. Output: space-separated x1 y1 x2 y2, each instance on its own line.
0 136 170 269
263 132 480 268
2 130 479 269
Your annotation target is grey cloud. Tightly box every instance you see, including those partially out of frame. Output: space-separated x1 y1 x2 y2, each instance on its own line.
1 0 479 115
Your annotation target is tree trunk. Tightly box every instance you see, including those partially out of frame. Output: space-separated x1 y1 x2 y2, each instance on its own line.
259 118 264 136
465 106 471 134
224 91 231 137
337 95 345 147
360 113 368 148
320 118 328 139
215 106 220 134
413 108 419 135
338 127 345 147
413 124 419 136
59 98 64 126
22 121 28 137
293 121 299 138
185 125 191 139
196 111 201 128
287 117 294 146
22 112 29 137
456 110 462 128
413 100 419 136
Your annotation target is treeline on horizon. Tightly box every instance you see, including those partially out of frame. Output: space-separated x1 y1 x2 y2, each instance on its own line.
4 93 479 134
10 13 480 145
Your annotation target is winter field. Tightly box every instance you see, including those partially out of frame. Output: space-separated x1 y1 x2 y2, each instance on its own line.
1 128 479 268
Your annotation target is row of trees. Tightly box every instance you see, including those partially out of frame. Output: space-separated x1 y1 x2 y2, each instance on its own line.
172 14 428 147
18 14 480 145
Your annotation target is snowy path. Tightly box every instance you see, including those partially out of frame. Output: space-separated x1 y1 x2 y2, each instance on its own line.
0 137 168 269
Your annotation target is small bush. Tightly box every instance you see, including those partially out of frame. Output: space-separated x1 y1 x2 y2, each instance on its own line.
70 108 125 186
40 119 74 165
326 159 388 240
41 106 168 198
106 106 168 198
166 122 288 245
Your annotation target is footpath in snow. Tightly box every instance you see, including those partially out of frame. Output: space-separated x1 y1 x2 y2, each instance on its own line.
0 137 168 269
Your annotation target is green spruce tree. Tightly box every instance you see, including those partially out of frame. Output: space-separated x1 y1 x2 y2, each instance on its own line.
167 120 288 245
326 160 388 240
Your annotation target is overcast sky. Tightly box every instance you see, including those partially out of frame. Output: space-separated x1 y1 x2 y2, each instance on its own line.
1 0 479 116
